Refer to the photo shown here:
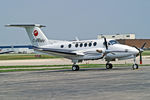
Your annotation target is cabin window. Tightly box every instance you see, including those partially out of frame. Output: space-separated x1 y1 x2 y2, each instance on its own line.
89 43 92 47
80 43 83 47
68 44 71 48
93 42 97 46
75 44 78 48
60 45 64 48
84 43 87 47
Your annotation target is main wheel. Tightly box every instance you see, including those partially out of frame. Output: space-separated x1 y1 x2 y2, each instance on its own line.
132 64 138 70
72 65 80 71
106 63 113 69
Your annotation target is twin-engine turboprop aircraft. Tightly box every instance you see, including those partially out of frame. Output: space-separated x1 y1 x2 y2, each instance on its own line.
6 24 146 71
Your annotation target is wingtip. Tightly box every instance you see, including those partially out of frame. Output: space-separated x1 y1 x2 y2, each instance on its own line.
5 24 11 27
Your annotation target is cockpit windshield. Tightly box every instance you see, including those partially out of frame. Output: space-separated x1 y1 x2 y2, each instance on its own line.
108 40 119 45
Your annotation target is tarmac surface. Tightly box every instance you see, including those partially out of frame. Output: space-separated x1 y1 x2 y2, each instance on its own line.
1 66 150 100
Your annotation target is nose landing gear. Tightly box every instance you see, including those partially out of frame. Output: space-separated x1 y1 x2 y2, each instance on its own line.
132 57 139 70
132 64 139 70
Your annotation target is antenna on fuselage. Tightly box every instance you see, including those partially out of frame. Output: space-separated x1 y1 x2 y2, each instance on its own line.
75 37 79 41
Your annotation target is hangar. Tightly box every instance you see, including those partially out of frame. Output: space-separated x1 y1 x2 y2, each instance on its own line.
0 45 34 54
98 34 135 39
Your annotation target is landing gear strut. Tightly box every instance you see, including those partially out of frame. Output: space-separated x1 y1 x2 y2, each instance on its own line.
132 57 139 70
106 62 113 69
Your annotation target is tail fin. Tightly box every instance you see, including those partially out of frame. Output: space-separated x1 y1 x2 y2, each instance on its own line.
5 24 49 47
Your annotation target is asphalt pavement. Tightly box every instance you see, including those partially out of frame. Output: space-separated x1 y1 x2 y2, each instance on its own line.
0 66 150 100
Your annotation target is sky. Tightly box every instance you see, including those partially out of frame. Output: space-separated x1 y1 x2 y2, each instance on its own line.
0 0 150 45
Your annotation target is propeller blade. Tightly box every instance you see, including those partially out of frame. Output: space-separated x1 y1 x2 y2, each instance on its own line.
133 42 147 64
141 42 146 49
104 38 108 50
133 46 140 51
140 52 142 64
133 45 144 64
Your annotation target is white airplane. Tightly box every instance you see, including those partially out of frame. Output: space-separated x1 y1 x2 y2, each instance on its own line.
0 49 13 54
0 47 14 54
6 24 146 71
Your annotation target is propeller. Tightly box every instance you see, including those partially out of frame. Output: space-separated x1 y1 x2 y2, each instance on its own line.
134 43 146 64
96 37 108 58
103 37 108 50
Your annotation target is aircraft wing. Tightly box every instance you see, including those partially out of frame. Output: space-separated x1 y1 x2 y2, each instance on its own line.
33 47 85 56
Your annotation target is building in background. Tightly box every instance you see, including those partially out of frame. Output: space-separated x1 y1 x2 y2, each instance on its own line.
0 45 34 54
117 39 150 49
97 34 150 49
98 34 135 39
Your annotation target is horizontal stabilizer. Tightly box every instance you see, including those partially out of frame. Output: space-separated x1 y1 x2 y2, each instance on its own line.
5 24 46 28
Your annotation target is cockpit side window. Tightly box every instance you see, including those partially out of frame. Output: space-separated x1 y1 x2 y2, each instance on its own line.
108 40 119 45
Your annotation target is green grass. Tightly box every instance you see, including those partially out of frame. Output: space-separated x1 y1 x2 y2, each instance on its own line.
0 64 149 69
0 64 126 69
0 54 61 60
0 64 71 69
0 68 70 73
0 64 150 73
142 50 150 56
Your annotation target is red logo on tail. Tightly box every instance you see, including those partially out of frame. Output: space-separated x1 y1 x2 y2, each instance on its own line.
33 30 38 36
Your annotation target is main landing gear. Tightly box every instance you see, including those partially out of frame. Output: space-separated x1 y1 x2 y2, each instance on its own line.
72 63 113 71
72 61 80 71
72 65 80 71
106 62 113 69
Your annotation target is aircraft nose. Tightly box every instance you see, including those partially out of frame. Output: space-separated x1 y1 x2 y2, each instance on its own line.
131 47 139 55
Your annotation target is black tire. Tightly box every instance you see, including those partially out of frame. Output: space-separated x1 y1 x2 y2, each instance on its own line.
132 64 139 70
76 65 80 71
109 64 113 69
106 63 113 69
72 65 80 71
106 64 110 69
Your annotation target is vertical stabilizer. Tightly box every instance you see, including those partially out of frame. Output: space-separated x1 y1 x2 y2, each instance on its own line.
5 24 49 47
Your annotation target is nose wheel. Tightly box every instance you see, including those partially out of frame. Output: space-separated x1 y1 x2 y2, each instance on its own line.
132 64 139 70
106 63 113 69
72 65 80 71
